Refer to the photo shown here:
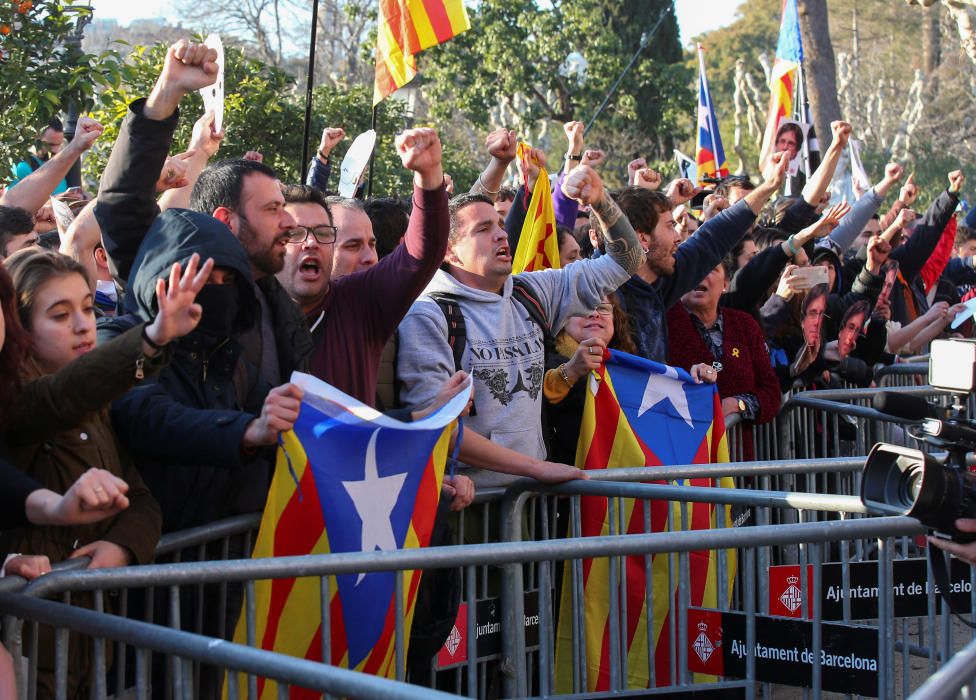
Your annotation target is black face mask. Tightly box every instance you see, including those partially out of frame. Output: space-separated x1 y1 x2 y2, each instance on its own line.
194 283 239 339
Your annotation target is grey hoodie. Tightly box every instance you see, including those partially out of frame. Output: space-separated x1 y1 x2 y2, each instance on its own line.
396 255 629 483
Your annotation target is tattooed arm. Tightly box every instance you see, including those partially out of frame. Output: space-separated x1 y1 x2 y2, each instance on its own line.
562 165 643 276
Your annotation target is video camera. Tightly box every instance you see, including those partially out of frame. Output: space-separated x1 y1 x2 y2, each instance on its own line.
860 339 976 543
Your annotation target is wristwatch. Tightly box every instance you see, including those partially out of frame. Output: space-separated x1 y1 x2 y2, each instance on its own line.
737 398 747 413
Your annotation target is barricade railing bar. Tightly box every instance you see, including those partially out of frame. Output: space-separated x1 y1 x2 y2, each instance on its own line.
0 591 463 700
154 513 262 558
4 490 933 699
909 634 976 700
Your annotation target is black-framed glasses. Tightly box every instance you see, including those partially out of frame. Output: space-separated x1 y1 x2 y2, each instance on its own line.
286 225 338 245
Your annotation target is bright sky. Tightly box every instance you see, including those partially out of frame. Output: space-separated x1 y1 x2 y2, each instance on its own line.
88 0 744 42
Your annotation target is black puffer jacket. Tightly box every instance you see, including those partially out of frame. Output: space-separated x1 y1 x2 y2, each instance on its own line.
99 209 272 532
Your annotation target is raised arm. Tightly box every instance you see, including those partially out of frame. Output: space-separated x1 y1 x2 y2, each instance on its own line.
891 170 964 281
469 128 517 202
96 40 218 284
561 164 643 276
305 126 344 193
158 111 225 211
800 121 852 207
0 118 103 213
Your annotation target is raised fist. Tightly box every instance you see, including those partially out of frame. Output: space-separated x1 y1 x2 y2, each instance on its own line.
666 177 700 206
485 128 517 163
830 121 853 148
318 127 345 157
581 148 606 169
633 167 662 191
763 150 790 189
561 164 605 207
68 116 104 154
627 157 647 183
899 173 918 206
702 194 730 220
949 169 966 194
517 146 546 192
883 162 904 183
563 120 584 155
396 128 444 189
159 39 219 96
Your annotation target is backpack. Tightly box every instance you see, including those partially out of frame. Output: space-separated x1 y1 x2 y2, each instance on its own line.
427 276 554 372
376 277 554 411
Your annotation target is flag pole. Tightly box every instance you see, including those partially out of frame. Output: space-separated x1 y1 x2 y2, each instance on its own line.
300 0 320 183
584 5 671 137
366 104 378 198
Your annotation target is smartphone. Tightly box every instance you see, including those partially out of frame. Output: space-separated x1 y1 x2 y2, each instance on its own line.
791 266 829 290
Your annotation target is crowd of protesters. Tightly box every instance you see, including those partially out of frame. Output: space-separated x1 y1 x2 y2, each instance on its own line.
1 39 974 695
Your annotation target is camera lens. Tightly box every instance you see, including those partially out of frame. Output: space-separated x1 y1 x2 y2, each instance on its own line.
901 467 924 508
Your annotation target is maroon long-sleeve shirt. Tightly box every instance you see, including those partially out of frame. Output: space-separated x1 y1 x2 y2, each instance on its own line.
306 184 449 405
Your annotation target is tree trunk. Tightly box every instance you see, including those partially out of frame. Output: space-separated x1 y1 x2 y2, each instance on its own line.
923 2 942 74
797 0 842 150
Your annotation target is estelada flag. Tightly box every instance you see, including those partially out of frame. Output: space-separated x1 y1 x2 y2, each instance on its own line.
554 351 735 692
759 0 804 163
228 372 470 697
695 44 729 186
511 142 560 274
374 0 471 105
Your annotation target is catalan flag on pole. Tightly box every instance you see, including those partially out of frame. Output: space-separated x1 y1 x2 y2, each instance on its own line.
374 0 471 105
760 0 803 163
695 44 728 186
511 142 560 274
555 351 735 692
228 372 469 697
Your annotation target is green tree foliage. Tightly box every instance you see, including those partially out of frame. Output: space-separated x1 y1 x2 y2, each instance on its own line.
419 0 692 168
0 0 129 172
85 42 478 198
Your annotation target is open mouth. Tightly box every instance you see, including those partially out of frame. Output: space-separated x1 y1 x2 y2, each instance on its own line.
299 257 321 280
495 245 511 262
73 341 94 354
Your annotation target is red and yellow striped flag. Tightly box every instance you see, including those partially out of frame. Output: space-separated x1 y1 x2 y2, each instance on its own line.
511 142 560 274
374 0 471 105
554 352 735 691
227 372 468 698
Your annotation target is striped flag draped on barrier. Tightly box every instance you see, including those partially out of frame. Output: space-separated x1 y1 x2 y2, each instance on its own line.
374 0 471 105
511 141 561 274
229 373 468 697
555 351 735 691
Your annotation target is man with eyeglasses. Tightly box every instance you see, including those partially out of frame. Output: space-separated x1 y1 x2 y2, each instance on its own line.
276 128 449 405
7 118 68 195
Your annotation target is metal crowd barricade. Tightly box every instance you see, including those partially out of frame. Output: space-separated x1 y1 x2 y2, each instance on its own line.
498 479 976 699
910 634 976 700
0 591 462 700
4 480 976 699
776 385 957 461
876 362 929 388
2 505 937 700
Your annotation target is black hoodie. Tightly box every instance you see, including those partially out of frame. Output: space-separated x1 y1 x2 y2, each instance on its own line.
99 208 273 532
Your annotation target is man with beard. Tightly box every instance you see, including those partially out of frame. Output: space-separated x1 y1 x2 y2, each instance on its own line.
614 152 790 363
95 39 312 384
